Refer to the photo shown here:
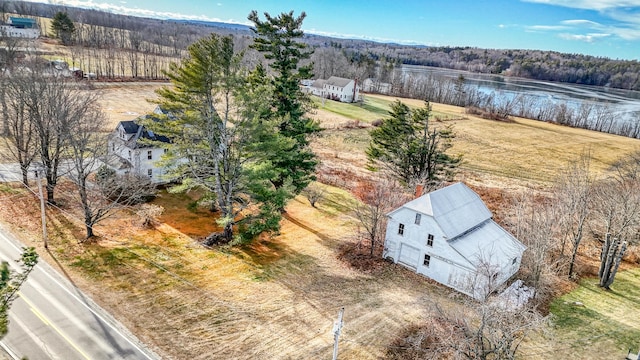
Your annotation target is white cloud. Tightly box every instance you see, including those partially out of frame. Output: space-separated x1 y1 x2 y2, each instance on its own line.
526 24 570 31
561 19 604 27
559 32 612 42
24 0 250 25
524 0 640 11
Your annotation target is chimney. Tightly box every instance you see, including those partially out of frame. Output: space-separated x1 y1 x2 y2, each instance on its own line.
415 184 424 198
352 78 357 103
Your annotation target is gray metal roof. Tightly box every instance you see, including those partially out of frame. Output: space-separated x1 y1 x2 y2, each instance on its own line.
403 182 492 239
448 219 526 268
325 76 353 88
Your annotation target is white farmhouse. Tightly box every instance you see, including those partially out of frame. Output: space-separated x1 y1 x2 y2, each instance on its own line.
323 76 360 103
307 76 360 103
383 182 526 300
106 116 171 184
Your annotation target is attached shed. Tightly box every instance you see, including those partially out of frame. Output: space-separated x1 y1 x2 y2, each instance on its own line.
383 182 526 300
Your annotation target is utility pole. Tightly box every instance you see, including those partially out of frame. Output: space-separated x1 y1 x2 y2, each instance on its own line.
332 307 344 360
34 169 48 249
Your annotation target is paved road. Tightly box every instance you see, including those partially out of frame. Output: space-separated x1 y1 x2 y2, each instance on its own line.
0 225 159 360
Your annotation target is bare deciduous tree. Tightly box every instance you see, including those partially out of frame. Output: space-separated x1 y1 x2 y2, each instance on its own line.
389 292 546 360
555 153 593 278
302 182 326 208
353 177 409 256
592 152 640 288
0 73 37 184
19 67 88 203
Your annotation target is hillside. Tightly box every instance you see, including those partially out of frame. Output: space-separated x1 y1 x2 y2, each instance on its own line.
2 80 640 358
5 0 640 90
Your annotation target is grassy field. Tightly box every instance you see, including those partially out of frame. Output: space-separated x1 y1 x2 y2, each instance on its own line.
2 84 640 359
543 269 640 359
313 93 640 187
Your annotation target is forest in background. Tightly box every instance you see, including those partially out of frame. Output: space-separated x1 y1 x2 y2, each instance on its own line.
2 0 640 90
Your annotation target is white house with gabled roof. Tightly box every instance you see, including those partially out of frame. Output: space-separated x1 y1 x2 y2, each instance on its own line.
383 182 526 300
324 76 359 103
106 107 172 184
306 76 360 103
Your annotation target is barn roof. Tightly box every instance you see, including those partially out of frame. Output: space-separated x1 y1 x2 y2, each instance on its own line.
9 17 36 28
448 219 526 268
401 182 492 239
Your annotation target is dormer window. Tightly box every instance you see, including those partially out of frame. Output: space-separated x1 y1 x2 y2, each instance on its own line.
415 213 421 225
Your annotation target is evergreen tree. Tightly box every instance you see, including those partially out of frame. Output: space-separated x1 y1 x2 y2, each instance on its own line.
367 101 460 188
248 10 319 196
145 34 291 244
50 12 75 45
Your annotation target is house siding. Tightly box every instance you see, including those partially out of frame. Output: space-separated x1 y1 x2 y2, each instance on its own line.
383 183 526 300
385 207 473 288
107 124 170 184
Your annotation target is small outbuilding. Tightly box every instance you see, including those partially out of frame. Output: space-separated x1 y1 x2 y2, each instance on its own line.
383 182 526 300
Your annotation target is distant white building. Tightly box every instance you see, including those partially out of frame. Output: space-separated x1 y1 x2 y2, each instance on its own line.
306 76 360 103
323 76 360 103
0 17 39 38
383 182 526 300
106 108 172 184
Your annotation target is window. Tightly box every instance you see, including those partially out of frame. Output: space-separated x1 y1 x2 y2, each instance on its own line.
415 213 421 225
423 254 431 267
147 150 152 160
398 223 404 236
427 234 434 247
164 148 168 154
128 150 131 159
147 169 152 178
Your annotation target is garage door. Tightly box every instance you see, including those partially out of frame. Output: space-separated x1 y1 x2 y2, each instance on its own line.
398 243 420 270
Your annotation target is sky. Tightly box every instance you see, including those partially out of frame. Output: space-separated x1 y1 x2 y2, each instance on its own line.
23 0 640 60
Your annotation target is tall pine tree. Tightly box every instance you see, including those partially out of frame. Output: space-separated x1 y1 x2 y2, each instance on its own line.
145 34 291 244
248 10 319 196
367 101 460 189
50 12 75 45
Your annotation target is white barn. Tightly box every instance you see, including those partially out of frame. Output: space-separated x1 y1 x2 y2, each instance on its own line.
106 112 171 184
383 183 526 300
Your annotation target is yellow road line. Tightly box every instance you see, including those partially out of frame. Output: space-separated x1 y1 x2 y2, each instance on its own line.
18 291 92 360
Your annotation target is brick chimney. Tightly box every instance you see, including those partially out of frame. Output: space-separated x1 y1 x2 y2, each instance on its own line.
415 184 424 198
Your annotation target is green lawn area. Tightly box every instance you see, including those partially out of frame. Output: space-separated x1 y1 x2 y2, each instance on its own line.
547 269 640 358
312 95 457 123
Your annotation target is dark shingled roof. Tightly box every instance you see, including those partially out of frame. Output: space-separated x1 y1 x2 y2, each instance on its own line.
120 120 139 134
115 119 171 149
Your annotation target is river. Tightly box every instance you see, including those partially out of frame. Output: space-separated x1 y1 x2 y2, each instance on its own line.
401 64 640 126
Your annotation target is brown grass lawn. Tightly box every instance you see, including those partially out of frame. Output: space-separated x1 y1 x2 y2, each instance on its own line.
1 86 640 359
95 82 167 127
0 182 460 359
